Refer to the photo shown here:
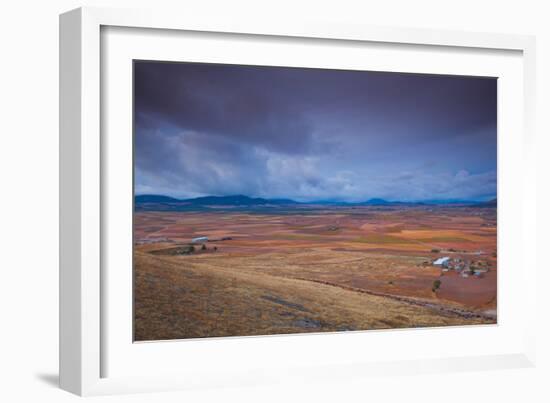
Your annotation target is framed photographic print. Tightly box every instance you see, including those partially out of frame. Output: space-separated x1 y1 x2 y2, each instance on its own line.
132 60 498 341
60 7 537 396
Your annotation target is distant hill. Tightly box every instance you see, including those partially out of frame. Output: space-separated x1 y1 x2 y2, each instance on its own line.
471 198 497 208
357 198 426 206
362 198 496 207
181 195 299 206
135 194 497 211
135 194 300 211
362 198 391 205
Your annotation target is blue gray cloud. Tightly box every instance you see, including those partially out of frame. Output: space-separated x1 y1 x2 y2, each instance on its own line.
134 61 497 202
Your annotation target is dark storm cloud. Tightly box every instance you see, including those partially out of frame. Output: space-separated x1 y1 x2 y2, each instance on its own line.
134 61 497 201
135 62 316 154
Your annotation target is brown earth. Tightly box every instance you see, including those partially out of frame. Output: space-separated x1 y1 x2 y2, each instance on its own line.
134 206 497 341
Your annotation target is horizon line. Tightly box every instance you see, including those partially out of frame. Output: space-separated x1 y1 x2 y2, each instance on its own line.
134 193 497 204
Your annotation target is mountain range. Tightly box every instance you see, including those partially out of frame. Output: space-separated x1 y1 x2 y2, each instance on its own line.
135 194 496 210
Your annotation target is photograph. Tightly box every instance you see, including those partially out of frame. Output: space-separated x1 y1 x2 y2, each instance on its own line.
133 60 497 341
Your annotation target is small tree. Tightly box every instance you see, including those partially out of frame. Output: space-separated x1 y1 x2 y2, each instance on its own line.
189 245 195 253
432 279 441 293
431 249 440 253
201 244 207 251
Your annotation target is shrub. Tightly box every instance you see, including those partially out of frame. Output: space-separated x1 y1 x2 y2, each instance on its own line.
432 279 441 292
431 249 440 253
201 244 207 251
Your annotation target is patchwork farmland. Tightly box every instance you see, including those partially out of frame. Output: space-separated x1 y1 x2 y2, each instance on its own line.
134 205 497 341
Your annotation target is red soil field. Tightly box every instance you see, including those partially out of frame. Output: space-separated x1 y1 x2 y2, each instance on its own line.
134 205 497 340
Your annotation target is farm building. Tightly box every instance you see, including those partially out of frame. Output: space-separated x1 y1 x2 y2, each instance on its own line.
433 257 450 266
191 236 208 244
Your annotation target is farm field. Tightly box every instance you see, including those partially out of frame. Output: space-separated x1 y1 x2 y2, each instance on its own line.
134 206 497 341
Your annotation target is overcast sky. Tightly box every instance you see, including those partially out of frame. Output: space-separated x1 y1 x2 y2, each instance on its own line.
134 61 497 202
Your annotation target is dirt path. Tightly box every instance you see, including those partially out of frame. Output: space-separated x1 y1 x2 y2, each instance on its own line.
135 250 494 340
286 275 496 321
180 252 495 322
180 258 493 321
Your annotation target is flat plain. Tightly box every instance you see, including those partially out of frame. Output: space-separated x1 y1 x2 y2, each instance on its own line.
134 206 497 341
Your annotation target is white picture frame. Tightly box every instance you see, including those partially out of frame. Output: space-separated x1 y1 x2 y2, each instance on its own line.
59 6 537 396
